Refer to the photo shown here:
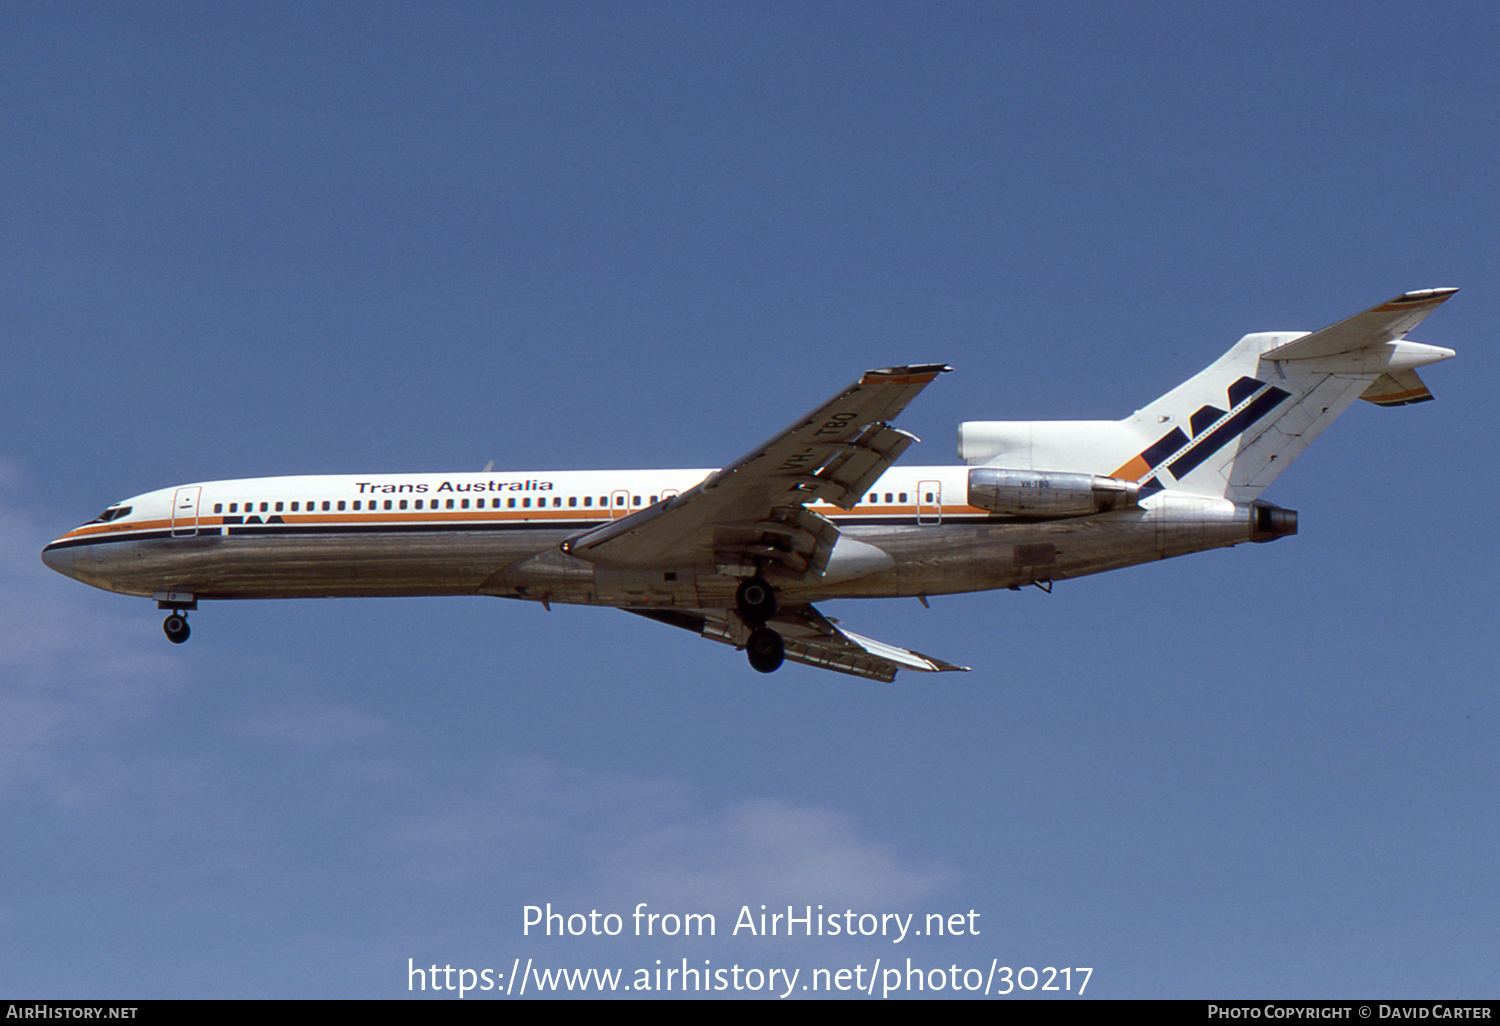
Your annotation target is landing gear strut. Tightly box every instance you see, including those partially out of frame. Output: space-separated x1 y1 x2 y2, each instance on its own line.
746 626 785 674
162 611 191 644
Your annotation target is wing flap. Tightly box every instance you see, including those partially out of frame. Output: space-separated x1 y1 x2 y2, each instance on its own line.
711 506 841 579
627 604 969 684
776 422 920 509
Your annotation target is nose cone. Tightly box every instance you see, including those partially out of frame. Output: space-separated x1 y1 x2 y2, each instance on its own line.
41 541 78 581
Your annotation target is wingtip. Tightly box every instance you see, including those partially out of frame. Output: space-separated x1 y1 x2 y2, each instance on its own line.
917 654 971 673
1391 287 1460 304
863 363 952 382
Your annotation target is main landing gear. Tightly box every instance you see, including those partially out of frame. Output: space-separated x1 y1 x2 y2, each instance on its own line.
736 577 784 674
745 626 784 674
162 611 191 644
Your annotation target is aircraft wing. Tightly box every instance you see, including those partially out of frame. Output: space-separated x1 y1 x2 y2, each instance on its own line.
563 364 949 579
628 604 970 684
1264 287 1458 360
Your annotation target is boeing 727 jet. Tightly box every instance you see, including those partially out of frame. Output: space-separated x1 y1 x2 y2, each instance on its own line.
42 289 1458 681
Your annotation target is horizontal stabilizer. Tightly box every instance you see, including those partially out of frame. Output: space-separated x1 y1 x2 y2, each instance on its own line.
1264 288 1458 360
1359 369 1436 407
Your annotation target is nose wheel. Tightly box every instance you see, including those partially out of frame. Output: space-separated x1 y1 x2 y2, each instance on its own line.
162 611 191 644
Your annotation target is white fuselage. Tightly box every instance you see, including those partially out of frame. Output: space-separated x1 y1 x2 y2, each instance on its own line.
41 465 1271 610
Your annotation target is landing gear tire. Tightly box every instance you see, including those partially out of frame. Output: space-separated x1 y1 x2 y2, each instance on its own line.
163 613 190 644
736 577 777 626
746 627 785 674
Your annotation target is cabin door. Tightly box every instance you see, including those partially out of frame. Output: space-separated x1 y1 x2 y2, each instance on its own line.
918 480 942 525
171 486 201 537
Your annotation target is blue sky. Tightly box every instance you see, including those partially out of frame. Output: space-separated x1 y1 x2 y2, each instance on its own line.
3 1 1496 999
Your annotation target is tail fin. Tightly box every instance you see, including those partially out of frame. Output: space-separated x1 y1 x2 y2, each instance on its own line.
959 289 1458 502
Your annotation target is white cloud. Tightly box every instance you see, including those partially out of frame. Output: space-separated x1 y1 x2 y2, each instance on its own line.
386 757 952 910
596 795 955 909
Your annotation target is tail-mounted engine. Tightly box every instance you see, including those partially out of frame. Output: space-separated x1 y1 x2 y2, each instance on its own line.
967 468 1141 518
1249 501 1298 543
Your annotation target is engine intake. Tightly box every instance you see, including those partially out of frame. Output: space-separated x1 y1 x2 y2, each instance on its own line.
967 468 1141 518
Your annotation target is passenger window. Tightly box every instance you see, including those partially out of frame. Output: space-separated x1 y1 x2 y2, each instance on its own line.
399 499 408 510
507 498 516 508
275 501 284 512
323 501 331 511
899 493 907 503
583 496 592 507
337 501 345 511
569 496 577 507
884 493 893 503
523 498 531 508
290 502 299 512
461 499 469 509
384 500 392 510
633 496 641 506
353 501 361 511
214 503 223 514
260 502 269 512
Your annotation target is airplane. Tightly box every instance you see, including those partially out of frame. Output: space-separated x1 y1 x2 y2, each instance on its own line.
42 288 1457 682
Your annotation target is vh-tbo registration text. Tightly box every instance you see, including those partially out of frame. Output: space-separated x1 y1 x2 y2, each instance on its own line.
523 903 981 942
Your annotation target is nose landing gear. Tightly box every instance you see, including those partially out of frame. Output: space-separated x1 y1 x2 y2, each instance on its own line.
155 592 196 644
162 611 191 644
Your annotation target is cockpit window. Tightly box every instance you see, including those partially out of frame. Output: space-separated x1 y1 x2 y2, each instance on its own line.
88 505 132 524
